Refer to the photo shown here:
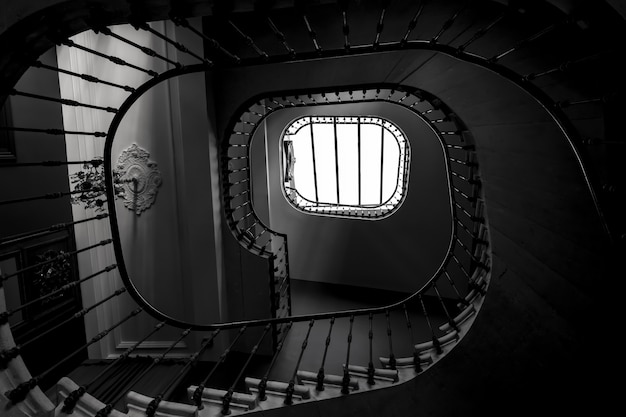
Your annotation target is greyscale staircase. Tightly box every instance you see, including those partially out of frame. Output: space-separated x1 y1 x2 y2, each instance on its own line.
1 1 620 416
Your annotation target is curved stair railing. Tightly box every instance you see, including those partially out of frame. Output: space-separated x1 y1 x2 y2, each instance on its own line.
1 0 622 416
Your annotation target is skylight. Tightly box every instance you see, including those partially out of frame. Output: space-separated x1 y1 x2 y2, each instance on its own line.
281 116 410 218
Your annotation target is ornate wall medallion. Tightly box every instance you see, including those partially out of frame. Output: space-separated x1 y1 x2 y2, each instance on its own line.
116 144 162 215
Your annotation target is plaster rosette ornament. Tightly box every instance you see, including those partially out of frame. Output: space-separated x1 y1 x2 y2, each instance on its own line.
116 144 162 215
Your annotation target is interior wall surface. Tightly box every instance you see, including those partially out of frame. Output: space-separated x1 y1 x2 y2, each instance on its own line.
0 49 71 237
56 20 224 357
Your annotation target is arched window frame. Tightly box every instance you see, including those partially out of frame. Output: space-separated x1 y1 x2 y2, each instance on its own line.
280 115 411 219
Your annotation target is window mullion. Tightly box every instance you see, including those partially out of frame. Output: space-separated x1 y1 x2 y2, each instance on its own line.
380 122 385 205
333 116 340 205
309 117 319 204
358 117 362 206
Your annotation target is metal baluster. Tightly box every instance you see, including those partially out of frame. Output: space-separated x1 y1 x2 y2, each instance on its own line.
433 282 458 332
431 1 467 44
234 210 254 224
443 268 469 307
9 89 117 113
228 20 269 60
454 201 482 222
457 10 507 52
0 213 108 248
222 325 270 415
0 186 104 207
0 264 117 326
558 97 604 108
316 317 335 391
62 321 166 413
341 315 355 395
4 308 142 405
0 288 127 369
228 178 250 187
298 4 322 54
97 327 191 417
266 14 296 58
226 189 250 201
169 14 240 63
192 326 247 409
229 200 251 214
385 310 396 370
453 186 476 203
0 158 107 168
450 170 479 184
455 218 484 242
32 60 135 92
92 25 181 68
285 320 314 405
1 239 112 284
525 52 604 80
367 313 375 385
373 0 390 49
54 37 158 77
401 1 426 46
419 294 442 355
249 228 268 249
490 22 561 63
0 125 107 137
129 19 211 65
228 166 250 174
403 304 421 372
146 330 221 417
451 253 471 279
339 0 350 51
258 322 292 401
456 237 488 269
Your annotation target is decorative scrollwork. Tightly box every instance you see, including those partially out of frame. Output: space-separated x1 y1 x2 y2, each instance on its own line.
69 157 122 212
33 249 72 305
115 144 162 215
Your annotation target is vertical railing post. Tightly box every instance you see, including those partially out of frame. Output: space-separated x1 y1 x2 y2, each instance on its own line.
403 304 422 372
192 327 246 409
285 320 314 405
367 313 375 385
223 325 271 415
316 317 335 391
258 323 292 401
419 295 442 355
341 315 355 395
385 310 396 370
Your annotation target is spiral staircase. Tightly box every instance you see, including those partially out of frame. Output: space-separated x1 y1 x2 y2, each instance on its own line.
1 1 622 416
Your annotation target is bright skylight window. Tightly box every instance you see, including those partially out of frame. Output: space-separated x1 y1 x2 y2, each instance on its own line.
282 116 410 218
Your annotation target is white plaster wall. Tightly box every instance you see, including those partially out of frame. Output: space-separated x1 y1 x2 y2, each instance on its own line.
57 20 224 358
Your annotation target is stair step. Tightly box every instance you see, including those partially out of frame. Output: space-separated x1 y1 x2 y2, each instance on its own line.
126 390 196 417
379 352 433 369
415 330 460 354
346 364 398 383
296 370 360 391
187 385 257 411
245 377 310 400
439 304 476 333
55 377 127 417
